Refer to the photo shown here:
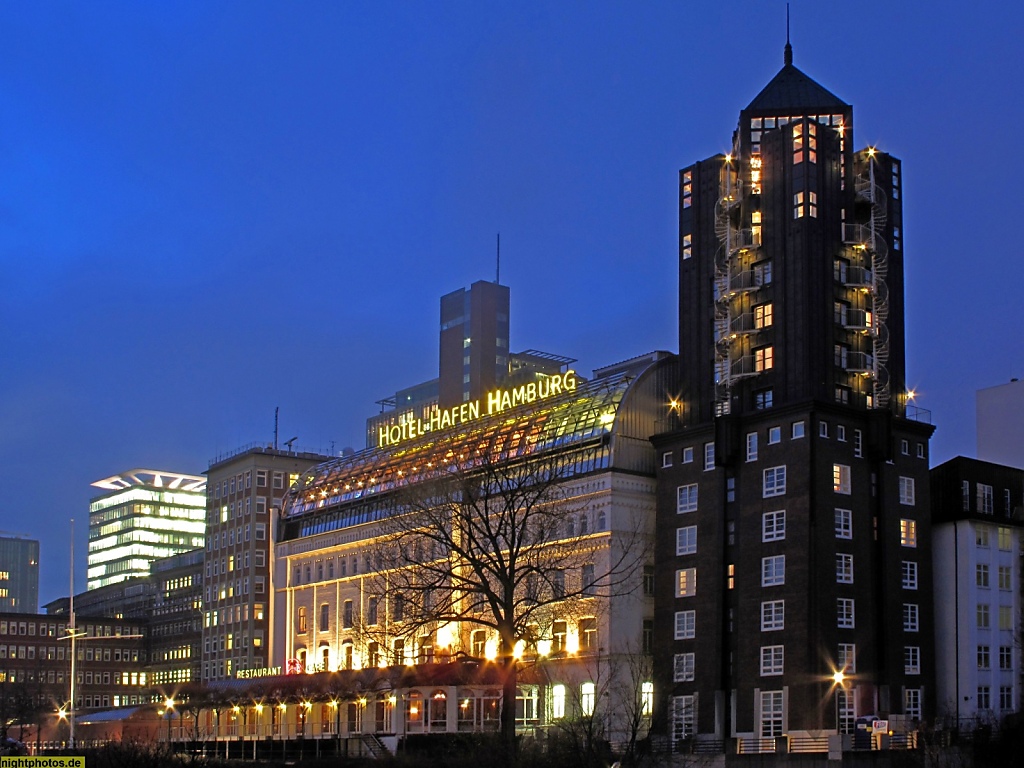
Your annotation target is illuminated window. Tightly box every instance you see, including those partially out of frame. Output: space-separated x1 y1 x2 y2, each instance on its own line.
581 682 596 715
998 526 1012 550
552 684 565 718
641 682 654 716
682 233 692 260
676 568 696 597
754 345 774 372
754 302 773 329
900 519 917 547
833 464 851 494
297 607 307 634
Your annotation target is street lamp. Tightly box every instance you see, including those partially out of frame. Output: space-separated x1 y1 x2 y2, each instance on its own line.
164 697 175 746
831 671 849 736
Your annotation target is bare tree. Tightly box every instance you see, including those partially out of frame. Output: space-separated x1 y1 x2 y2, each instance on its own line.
365 444 648 759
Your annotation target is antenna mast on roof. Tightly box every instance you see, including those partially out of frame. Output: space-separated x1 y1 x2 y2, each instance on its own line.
785 4 793 65
496 233 501 284
274 406 279 451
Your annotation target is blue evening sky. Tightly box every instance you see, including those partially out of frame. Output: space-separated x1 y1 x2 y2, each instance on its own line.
1 2 1021 603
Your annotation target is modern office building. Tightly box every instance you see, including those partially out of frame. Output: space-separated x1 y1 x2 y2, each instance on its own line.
977 379 1024 469
201 446 332 681
931 457 1023 731
87 470 207 590
367 279 571 449
652 43 934 749
0 535 39 614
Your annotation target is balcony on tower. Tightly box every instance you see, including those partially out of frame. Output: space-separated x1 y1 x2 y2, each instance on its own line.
727 227 762 255
843 308 875 334
838 265 873 289
844 351 875 374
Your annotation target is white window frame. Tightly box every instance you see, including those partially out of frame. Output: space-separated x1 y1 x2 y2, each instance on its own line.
769 426 782 444
836 553 854 584
704 442 715 471
837 598 855 628
901 560 918 590
760 645 784 676
761 555 785 587
899 476 916 506
791 421 804 439
835 508 852 539
903 603 919 632
746 432 758 462
763 466 786 497
833 464 851 494
674 610 695 640
676 525 697 556
838 642 856 673
673 652 695 682
904 646 920 675
901 519 917 547
677 484 698 514
762 510 786 542
676 568 696 597
761 600 784 631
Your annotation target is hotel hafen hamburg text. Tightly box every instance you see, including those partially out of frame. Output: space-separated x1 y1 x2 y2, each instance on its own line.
270 354 677 742
651 43 934 748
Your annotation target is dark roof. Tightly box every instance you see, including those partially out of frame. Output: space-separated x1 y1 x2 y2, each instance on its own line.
745 49 848 113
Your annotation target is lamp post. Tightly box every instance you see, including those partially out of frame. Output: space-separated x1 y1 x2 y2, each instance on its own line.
254 703 263 760
165 697 175 746
832 671 848 736
56 706 68 749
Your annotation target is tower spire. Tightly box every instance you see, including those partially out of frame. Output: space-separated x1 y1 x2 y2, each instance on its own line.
784 4 793 66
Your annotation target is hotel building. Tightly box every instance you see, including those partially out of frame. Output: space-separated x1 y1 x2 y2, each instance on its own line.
652 43 934 749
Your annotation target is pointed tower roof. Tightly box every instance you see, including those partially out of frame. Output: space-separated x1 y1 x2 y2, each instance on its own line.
745 45 849 113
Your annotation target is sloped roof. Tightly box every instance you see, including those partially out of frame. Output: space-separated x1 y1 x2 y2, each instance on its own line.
746 48 848 113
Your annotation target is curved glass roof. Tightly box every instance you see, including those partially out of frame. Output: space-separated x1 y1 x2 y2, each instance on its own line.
280 370 641 539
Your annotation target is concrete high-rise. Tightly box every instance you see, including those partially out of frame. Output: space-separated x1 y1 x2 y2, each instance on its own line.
0 535 39 614
653 44 934 748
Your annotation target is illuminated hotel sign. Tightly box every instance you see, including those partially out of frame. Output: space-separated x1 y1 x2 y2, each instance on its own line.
378 371 578 449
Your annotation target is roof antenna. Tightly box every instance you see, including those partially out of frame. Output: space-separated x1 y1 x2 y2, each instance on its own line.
784 4 793 66
495 233 500 284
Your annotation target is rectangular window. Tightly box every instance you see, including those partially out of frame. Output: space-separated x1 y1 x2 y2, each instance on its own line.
904 646 920 675
962 480 971 511
762 555 785 586
761 600 784 631
902 561 918 590
833 464 851 494
676 568 696 597
900 439 909 455
754 345 774 372
760 691 784 738
999 605 1012 630
836 553 854 584
903 603 919 632
682 447 694 463
838 643 856 673
905 688 922 720
662 451 673 468
768 426 781 444
853 429 863 458
762 510 786 542
674 610 696 640
978 484 994 514
746 432 758 461
763 466 786 497
977 603 990 629
1000 686 1013 711
977 563 990 588
837 598 855 628
835 509 853 539
760 645 784 676
837 425 846 442
676 525 697 556
998 526 1012 550
704 442 715 471
673 652 695 682
999 645 1013 670
792 421 805 439
820 421 829 438
899 477 916 506
901 519 917 547
677 484 698 513
998 565 1012 590
672 696 696 740
978 645 990 670
754 302 774 329
977 527 990 547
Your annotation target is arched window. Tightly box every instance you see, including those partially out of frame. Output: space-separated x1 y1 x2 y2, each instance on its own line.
429 689 447 729
319 603 330 632
321 645 330 671
406 690 424 731
596 510 606 530
342 640 353 670
297 606 307 634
